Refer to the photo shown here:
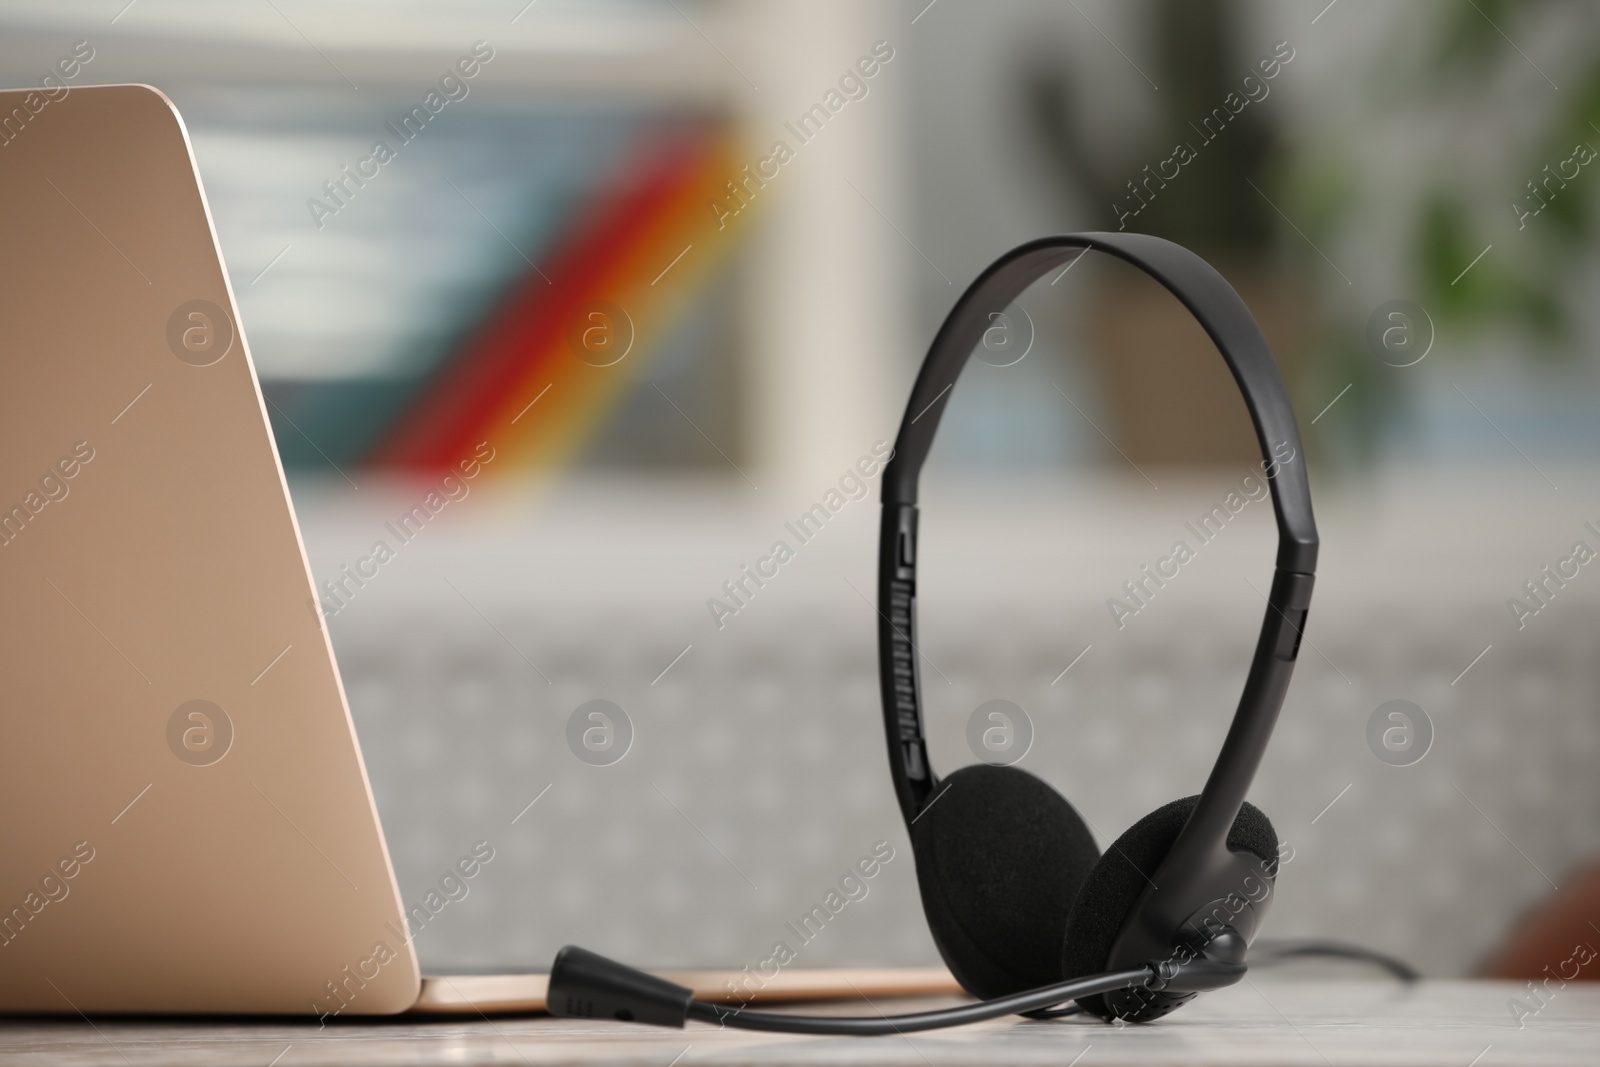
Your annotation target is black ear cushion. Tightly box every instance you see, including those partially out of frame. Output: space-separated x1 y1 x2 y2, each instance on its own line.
911 764 1101 999
1060 795 1277 1003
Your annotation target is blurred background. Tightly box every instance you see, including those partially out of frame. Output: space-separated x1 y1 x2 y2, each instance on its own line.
6 0 1600 981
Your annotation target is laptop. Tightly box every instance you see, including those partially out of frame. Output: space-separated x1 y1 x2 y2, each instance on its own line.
0 83 953 1017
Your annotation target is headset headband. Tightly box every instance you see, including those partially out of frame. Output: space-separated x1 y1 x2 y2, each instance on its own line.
876 233 1317 961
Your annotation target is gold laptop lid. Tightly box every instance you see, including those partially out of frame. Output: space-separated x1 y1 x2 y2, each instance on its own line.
0 84 419 1015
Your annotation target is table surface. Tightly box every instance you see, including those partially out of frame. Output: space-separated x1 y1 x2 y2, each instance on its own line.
4 980 1597 1066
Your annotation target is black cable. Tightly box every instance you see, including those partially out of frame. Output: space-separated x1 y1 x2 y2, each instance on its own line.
1250 939 1419 982
1016 937 1414 1021
686 965 1165 1035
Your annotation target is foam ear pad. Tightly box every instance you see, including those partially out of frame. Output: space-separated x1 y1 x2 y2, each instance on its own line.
1060 795 1277 1016
910 764 1100 999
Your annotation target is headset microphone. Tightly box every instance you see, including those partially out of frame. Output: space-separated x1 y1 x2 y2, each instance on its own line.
545 941 1247 1034
549 232 1318 1032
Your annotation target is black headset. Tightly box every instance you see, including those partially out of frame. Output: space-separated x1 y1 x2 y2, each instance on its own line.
547 232 1319 1033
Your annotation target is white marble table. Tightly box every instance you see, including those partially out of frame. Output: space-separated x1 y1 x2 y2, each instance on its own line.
3 979 1597 1066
